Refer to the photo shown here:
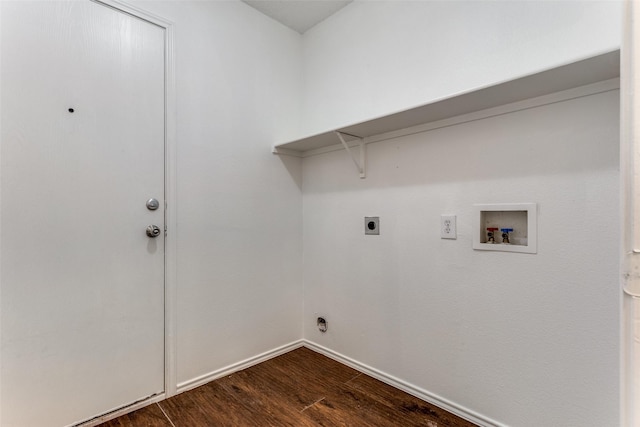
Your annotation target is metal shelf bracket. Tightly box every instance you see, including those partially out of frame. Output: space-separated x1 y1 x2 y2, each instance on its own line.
335 131 366 179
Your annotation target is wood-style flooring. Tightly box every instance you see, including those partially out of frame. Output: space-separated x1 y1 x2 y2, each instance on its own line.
98 347 478 426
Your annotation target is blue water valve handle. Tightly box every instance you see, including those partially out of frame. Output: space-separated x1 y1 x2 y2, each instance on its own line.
500 228 513 244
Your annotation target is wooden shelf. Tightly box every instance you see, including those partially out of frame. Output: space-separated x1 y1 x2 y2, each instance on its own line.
273 50 620 157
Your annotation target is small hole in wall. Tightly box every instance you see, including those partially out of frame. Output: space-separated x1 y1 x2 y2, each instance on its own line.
317 317 327 333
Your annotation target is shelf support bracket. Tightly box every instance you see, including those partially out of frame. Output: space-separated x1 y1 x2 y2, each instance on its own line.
335 131 366 179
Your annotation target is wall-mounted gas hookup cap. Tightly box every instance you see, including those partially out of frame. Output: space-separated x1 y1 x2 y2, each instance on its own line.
487 227 499 243
500 228 513 244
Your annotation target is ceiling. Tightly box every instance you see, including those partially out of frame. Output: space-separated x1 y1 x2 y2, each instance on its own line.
242 0 353 34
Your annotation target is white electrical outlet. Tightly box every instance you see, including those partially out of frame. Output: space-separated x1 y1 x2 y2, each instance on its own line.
441 215 457 239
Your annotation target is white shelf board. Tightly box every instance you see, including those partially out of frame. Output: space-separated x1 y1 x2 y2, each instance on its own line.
273 50 620 155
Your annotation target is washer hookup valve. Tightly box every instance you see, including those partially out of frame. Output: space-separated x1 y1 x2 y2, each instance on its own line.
500 228 513 244
486 227 499 243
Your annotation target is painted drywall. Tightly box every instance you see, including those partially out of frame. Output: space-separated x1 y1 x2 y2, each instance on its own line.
300 2 623 425
0 0 624 424
302 89 621 426
1 0 304 421
128 0 304 386
300 0 622 138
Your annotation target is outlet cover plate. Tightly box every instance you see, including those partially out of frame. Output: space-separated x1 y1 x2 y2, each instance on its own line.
441 215 457 239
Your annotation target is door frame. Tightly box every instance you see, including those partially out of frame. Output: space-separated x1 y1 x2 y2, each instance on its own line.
83 1 177 423
621 0 639 426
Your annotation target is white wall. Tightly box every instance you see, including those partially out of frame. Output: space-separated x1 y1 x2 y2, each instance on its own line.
129 0 304 386
301 2 622 425
303 89 621 427
0 0 625 424
301 0 622 137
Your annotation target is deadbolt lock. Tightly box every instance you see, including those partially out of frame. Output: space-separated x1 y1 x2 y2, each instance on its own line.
146 198 160 211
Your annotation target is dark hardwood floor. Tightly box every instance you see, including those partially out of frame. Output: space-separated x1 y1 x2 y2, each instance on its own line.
98 347 478 426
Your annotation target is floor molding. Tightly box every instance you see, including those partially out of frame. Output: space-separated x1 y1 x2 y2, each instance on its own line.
79 340 305 426
176 339 305 393
83 339 507 426
302 340 507 427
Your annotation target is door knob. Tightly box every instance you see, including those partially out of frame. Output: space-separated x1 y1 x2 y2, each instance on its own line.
146 225 161 238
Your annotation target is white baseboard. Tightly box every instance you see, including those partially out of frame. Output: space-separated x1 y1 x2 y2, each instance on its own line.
176 339 305 393
302 340 508 427
76 340 304 426
77 339 506 427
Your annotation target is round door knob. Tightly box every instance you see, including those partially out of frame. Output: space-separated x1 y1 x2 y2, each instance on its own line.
146 225 161 238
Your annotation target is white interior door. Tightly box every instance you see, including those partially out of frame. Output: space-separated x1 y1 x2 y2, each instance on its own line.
0 1 166 425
